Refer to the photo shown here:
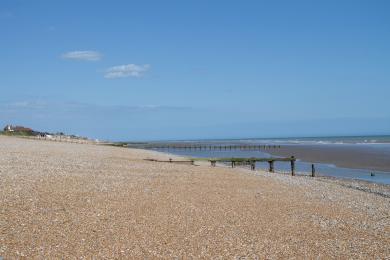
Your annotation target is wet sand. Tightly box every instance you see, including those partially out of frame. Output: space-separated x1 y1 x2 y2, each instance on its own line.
265 144 390 172
0 136 389 258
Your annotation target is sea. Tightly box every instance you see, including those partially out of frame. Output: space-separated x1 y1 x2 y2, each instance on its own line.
151 135 390 185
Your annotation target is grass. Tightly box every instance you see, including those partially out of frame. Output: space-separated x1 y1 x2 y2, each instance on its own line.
0 130 36 137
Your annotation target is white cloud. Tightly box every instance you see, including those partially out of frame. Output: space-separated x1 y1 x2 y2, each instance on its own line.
104 64 150 79
61 51 102 61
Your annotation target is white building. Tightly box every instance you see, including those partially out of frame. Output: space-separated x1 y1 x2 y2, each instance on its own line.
3 125 14 132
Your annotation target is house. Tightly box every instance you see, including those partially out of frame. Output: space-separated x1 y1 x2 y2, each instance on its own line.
3 125 14 132
3 125 33 133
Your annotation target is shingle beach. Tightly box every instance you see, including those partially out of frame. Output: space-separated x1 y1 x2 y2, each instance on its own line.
0 136 389 258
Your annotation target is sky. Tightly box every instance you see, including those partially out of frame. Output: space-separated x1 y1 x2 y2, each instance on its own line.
1 0 389 141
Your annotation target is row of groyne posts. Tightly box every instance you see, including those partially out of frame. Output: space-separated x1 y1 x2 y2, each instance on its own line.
146 156 317 177
211 157 295 176
210 157 316 177
135 145 281 150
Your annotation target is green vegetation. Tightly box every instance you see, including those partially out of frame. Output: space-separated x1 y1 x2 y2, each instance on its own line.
0 130 36 137
110 142 129 147
107 142 149 147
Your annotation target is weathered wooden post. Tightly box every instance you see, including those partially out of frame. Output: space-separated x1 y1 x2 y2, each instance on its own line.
311 164 315 177
251 161 255 171
268 160 274 172
291 156 295 176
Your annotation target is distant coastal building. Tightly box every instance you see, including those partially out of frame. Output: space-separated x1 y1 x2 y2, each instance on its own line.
3 125 14 132
3 124 33 133
2 124 89 142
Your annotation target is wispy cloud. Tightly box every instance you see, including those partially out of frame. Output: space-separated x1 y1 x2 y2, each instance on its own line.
61 50 102 61
104 64 150 79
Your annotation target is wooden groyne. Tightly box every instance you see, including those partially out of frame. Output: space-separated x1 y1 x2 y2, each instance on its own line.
132 144 281 150
145 156 298 176
144 158 195 165
206 157 296 176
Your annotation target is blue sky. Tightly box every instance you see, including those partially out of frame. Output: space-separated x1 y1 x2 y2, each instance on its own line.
1 0 389 141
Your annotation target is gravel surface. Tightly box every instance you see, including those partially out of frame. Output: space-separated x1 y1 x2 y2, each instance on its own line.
0 136 389 258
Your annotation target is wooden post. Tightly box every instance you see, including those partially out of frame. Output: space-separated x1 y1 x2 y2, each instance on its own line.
268 160 274 172
251 161 255 171
291 156 295 176
311 164 315 177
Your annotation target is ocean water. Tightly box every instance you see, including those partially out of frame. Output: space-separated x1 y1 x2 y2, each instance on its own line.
183 135 390 145
151 135 390 185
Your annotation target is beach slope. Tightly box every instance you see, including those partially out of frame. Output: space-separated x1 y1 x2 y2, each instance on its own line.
0 136 389 258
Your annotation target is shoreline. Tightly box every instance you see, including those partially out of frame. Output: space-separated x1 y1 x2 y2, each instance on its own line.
11 135 390 186
263 144 390 172
109 141 390 198
145 144 390 185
